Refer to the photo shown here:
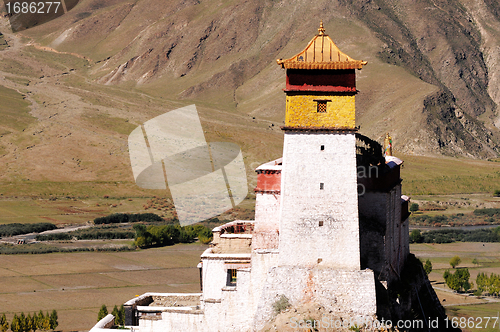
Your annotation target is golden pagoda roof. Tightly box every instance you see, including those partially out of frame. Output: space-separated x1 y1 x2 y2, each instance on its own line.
277 22 367 70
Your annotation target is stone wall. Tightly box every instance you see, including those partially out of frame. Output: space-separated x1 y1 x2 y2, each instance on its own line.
253 266 377 331
359 183 408 284
253 193 280 249
279 132 360 269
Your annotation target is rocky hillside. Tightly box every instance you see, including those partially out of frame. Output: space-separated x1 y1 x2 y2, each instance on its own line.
4 0 500 159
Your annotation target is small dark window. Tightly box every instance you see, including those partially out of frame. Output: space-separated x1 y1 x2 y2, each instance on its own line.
320 183 324 190
317 258 323 263
317 101 327 113
319 221 323 227
226 269 237 286
320 145 324 151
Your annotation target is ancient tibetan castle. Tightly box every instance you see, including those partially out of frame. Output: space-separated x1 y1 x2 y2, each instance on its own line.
91 23 452 332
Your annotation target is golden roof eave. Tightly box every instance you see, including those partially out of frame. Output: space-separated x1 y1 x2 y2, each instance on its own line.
276 59 367 70
277 22 367 70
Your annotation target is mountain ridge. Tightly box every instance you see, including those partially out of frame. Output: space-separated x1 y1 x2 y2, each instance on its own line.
1 0 499 185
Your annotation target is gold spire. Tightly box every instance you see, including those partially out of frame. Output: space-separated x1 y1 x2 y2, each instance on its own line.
318 20 325 35
277 22 367 70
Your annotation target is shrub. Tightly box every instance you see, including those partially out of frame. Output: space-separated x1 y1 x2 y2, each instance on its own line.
424 259 432 275
409 229 423 243
410 203 419 212
494 190 500 197
450 256 461 268
473 208 500 217
273 295 291 315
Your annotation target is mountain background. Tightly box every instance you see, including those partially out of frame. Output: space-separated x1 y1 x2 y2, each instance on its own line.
1 0 500 187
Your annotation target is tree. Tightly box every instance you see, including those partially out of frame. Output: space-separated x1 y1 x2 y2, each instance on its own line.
444 268 471 292
97 305 108 322
410 203 419 212
472 258 479 266
450 255 461 268
49 310 58 330
494 190 500 197
29 314 36 332
424 259 433 275
40 317 50 332
37 311 44 330
0 314 9 332
444 271 461 292
111 306 119 326
490 274 500 296
410 229 423 243
18 313 26 332
117 305 125 326
476 272 489 294
25 314 33 332
11 314 21 332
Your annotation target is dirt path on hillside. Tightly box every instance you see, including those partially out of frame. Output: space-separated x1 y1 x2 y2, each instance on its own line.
0 16 137 183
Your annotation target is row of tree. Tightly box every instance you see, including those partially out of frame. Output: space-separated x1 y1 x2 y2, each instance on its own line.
97 305 125 327
0 310 57 332
94 213 163 225
476 272 500 296
410 228 500 244
36 229 134 241
133 224 213 248
0 223 57 237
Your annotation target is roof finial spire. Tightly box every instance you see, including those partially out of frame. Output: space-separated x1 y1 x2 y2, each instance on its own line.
318 20 325 35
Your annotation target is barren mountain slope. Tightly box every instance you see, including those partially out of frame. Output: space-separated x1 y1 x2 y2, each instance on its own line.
1 0 500 189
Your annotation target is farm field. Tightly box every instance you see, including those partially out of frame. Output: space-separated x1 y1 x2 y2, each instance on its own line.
412 243 500 331
0 243 208 331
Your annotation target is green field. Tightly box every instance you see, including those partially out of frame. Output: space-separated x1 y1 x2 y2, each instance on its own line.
412 243 500 332
0 242 207 331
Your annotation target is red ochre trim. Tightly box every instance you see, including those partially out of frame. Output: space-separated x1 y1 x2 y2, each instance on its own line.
285 85 357 92
281 126 358 132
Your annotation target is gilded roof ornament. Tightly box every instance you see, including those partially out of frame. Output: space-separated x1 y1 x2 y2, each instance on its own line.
318 20 325 35
276 22 367 70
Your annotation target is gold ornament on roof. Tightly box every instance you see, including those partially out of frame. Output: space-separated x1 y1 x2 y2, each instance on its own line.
277 21 367 70
318 20 325 35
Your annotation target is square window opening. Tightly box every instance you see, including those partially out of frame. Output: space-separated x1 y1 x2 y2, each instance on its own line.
320 145 325 151
226 269 237 286
317 101 327 113
319 221 324 227
320 183 324 190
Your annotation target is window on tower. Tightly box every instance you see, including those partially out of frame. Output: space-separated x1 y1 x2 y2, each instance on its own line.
226 269 237 286
320 183 324 190
317 101 327 113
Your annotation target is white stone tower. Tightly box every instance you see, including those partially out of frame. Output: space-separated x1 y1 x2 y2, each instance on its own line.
276 22 367 270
